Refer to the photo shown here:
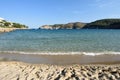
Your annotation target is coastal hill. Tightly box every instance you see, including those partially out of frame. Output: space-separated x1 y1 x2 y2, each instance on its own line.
39 18 120 29
0 18 28 32
84 19 120 29
40 22 86 29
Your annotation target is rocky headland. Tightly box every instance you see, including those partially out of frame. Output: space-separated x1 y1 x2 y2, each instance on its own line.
40 22 86 29
0 17 28 32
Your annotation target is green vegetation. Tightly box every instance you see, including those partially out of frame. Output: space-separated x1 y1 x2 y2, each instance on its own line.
12 23 28 28
74 22 86 29
84 19 120 29
0 20 28 28
4 22 11 26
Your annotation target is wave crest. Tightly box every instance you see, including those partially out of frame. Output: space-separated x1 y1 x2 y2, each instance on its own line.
0 51 120 56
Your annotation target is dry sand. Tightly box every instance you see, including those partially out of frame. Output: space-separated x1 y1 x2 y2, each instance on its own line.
0 61 120 80
1 53 120 80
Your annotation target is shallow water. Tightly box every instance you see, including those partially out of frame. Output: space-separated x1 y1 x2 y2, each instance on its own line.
0 29 120 55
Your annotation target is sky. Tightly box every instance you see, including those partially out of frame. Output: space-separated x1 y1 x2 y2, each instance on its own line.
0 0 120 28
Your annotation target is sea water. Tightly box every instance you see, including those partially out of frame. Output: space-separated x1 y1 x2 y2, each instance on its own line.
0 29 120 55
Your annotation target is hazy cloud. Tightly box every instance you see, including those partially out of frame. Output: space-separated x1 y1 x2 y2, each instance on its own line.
93 0 120 8
98 2 113 8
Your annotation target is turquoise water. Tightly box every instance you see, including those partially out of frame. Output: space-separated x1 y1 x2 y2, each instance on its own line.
0 29 120 55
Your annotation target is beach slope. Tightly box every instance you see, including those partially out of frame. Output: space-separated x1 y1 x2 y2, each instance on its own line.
0 61 120 80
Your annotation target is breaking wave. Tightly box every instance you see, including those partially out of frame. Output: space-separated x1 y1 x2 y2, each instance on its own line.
0 51 120 56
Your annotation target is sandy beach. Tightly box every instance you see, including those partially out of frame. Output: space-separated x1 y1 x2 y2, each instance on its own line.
0 53 120 79
0 61 120 80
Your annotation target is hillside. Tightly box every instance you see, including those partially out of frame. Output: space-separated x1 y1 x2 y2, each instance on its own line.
39 18 120 29
84 19 120 29
0 18 28 28
0 18 28 32
40 22 86 29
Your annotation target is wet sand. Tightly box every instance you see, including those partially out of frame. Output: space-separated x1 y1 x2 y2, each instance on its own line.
0 53 120 65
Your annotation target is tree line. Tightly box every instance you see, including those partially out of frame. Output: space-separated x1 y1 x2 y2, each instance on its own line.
0 20 28 28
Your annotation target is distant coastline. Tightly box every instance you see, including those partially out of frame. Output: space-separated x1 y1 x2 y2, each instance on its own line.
1 18 120 31
0 28 27 33
39 18 120 29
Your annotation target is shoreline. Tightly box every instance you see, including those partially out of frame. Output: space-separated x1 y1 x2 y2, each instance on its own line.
0 28 27 32
1 53 120 65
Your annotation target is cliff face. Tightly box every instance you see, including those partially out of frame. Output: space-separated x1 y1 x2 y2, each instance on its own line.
40 25 53 29
39 19 120 29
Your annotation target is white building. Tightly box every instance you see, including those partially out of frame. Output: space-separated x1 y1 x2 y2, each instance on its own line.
0 17 5 22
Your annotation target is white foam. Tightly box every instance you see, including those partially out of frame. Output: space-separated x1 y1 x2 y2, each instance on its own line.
1 51 120 56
